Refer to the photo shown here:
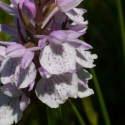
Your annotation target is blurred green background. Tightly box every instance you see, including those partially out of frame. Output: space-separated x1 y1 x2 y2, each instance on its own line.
0 0 125 125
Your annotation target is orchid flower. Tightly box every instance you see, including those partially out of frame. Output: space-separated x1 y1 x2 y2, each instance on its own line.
0 0 98 123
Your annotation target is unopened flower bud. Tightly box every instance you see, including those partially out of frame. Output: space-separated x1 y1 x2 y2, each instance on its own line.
22 2 36 20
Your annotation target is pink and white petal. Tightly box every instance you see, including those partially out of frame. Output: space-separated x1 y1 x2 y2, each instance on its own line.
0 24 18 36
0 1 16 15
57 0 83 12
64 30 84 39
10 0 24 8
15 62 36 89
73 8 87 15
78 82 94 98
1 83 22 98
35 73 78 108
28 81 35 91
67 38 92 49
21 50 34 69
38 67 52 78
0 91 22 125
0 41 17 46
77 69 94 98
1 57 20 85
65 9 87 24
6 44 25 58
38 38 48 49
22 2 36 20
69 23 88 33
76 48 98 68
49 30 67 45
10 0 18 8
39 43 76 75
77 69 92 83
20 92 30 111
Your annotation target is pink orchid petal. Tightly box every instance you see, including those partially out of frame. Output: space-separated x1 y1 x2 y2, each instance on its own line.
15 62 36 89
0 24 18 36
0 41 17 45
67 38 92 49
64 30 84 39
0 1 16 15
65 8 87 24
22 2 36 20
38 38 47 49
20 92 30 111
6 44 25 58
21 50 34 69
1 57 36 89
28 81 35 91
39 43 76 75
69 23 88 32
78 80 94 98
10 0 19 8
10 0 26 8
57 0 83 12
0 91 22 124
1 57 20 85
77 69 94 98
77 69 92 83
76 48 98 68
49 30 67 45
1 83 22 98
35 73 78 108
27 47 40 51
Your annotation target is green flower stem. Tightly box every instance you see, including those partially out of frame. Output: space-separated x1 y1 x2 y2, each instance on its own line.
46 106 52 125
116 0 125 63
68 99 86 125
36 105 48 125
90 68 111 125
61 102 69 125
